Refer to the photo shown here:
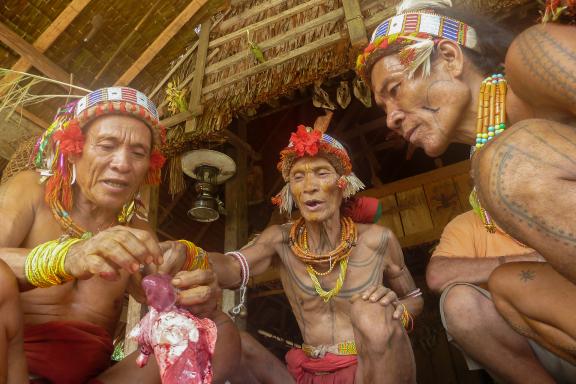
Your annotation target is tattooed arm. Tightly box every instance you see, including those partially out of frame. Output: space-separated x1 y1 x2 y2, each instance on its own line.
382 229 424 317
208 224 281 289
506 23 576 121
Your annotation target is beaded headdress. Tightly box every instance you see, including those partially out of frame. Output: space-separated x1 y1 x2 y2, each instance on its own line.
356 0 480 83
34 86 166 211
273 125 365 214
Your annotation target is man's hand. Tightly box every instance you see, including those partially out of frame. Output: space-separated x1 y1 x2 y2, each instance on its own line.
154 240 188 276
352 285 404 319
172 269 221 319
65 226 162 280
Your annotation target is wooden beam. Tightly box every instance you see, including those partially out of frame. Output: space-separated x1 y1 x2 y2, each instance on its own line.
248 96 311 121
360 135 383 187
157 46 220 112
204 8 344 76
218 0 285 31
361 160 470 198
8 0 90 74
224 127 261 161
115 0 211 86
15 107 49 130
365 9 396 30
185 18 212 133
203 31 345 97
0 21 82 86
149 9 229 99
158 191 186 226
223 123 248 327
192 221 213 244
338 116 387 140
342 0 368 48
208 0 325 49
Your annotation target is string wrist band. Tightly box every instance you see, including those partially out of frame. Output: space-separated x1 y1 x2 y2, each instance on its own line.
399 304 415 333
226 251 249 316
177 240 209 271
401 288 422 300
25 238 83 287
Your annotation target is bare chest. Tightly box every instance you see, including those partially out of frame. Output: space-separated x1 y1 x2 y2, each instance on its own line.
20 204 128 328
278 242 388 309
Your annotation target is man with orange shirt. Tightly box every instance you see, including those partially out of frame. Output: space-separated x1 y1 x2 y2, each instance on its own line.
426 210 575 383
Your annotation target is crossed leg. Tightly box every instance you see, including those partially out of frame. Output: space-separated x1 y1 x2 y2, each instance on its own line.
227 331 294 384
350 296 415 384
488 262 576 365
0 259 27 384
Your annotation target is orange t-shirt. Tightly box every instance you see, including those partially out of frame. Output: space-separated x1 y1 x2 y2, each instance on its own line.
432 210 534 258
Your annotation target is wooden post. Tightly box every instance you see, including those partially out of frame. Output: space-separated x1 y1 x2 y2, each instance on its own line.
185 18 212 133
223 120 248 329
342 0 368 48
124 185 159 356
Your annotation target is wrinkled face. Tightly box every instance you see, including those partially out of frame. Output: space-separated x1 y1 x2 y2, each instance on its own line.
370 53 470 157
289 156 343 223
72 115 151 210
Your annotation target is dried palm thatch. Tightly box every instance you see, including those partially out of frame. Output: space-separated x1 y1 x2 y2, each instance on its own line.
153 0 534 146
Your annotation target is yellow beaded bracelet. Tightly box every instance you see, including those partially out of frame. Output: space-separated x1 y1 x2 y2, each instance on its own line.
25 238 82 288
177 240 209 271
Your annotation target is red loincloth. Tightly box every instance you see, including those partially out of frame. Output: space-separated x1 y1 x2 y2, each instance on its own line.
25 320 113 384
285 348 358 384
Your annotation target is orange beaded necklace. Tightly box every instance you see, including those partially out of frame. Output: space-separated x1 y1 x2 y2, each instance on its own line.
289 216 357 268
289 216 357 301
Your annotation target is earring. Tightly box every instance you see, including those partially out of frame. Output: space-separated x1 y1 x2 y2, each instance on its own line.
71 163 77 185
337 176 347 190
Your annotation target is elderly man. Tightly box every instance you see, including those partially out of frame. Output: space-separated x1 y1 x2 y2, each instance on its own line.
356 0 576 365
188 124 424 383
0 87 239 383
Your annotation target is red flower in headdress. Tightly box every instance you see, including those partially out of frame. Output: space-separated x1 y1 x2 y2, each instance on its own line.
53 120 84 156
149 149 166 170
289 125 322 157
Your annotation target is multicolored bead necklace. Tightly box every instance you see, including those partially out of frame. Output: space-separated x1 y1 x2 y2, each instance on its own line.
471 74 507 232
475 74 507 148
289 216 357 301
50 198 136 239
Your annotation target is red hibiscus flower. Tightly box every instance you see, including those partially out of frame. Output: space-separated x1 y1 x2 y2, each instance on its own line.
289 125 322 157
53 121 84 156
149 149 166 170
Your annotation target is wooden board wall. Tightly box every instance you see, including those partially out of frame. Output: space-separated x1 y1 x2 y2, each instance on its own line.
362 160 472 248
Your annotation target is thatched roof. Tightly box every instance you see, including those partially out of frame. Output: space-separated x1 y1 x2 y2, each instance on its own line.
154 0 534 143
0 0 536 161
0 0 227 159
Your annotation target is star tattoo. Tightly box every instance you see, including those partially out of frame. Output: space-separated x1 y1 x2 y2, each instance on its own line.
519 270 535 282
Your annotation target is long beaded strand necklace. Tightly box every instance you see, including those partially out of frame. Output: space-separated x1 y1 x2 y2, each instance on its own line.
289 216 357 302
50 198 136 239
470 74 507 233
